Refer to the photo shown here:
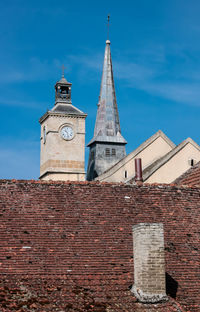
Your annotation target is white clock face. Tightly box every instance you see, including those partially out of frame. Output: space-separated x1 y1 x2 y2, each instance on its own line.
61 126 74 140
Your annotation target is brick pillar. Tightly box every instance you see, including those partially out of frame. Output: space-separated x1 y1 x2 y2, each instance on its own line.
131 223 167 303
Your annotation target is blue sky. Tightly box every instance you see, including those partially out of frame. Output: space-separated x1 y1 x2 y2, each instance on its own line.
1 0 200 179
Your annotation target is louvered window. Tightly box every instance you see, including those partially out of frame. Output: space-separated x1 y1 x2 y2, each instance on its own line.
112 149 116 156
105 148 110 157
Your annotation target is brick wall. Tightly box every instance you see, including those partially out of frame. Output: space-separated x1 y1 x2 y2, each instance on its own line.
0 180 199 311
132 223 167 303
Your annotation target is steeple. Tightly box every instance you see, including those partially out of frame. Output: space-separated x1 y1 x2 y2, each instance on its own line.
88 40 126 145
87 38 127 181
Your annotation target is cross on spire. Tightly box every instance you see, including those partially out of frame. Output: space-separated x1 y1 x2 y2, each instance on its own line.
86 22 127 181
62 64 66 78
107 14 110 41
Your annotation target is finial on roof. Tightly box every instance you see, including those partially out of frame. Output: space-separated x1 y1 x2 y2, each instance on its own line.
107 14 110 43
62 64 65 78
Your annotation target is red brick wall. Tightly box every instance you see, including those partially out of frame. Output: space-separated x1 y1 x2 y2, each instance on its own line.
0 180 199 311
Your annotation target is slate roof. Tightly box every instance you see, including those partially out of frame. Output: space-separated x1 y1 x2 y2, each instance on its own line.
52 103 84 115
88 40 126 146
39 103 87 124
0 180 199 311
55 76 71 85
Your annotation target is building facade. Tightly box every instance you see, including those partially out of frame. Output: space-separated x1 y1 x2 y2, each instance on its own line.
39 74 87 181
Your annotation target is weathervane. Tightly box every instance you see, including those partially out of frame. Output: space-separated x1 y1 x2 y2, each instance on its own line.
107 14 110 40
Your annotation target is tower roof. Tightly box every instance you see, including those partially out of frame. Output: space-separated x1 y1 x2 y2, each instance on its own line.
55 75 72 87
88 40 127 146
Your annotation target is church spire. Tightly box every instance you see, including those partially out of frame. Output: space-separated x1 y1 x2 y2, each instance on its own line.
93 39 121 138
87 36 127 181
89 39 126 144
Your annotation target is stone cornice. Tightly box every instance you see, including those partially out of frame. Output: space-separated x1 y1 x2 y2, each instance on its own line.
39 111 87 124
39 169 86 180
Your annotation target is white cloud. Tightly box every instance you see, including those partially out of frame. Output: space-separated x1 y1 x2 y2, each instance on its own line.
114 61 156 82
63 43 200 106
0 97 48 108
141 81 200 106
1 43 200 107
0 57 65 83
67 54 102 71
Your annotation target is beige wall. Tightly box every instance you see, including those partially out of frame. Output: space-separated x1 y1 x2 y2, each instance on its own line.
41 172 85 181
40 114 86 180
98 136 173 182
146 143 200 183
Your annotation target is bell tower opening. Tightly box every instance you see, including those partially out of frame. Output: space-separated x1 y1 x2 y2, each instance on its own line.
55 77 72 105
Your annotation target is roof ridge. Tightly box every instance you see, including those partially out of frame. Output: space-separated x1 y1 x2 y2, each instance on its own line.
140 138 200 182
97 130 174 180
1 178 200 190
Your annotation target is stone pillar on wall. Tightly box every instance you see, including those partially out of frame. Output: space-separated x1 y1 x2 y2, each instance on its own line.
131 223 167 303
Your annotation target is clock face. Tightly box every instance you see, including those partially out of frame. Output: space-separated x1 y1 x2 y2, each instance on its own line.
61 126 74 140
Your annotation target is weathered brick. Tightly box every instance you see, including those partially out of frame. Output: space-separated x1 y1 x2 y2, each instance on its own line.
0 180 199 311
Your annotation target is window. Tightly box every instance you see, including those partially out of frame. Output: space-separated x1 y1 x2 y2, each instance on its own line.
125 170 128 178
112 148 116 156
188 158 195 166
105 148 110 157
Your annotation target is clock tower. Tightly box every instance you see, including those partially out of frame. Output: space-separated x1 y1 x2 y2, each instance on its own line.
39 73 87 181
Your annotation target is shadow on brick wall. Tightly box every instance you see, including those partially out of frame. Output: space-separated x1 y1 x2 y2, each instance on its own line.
166 273 178 299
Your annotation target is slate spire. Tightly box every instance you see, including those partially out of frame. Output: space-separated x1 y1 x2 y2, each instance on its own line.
87 40 127 181
94 40 120 137
89 40 126 145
